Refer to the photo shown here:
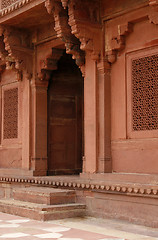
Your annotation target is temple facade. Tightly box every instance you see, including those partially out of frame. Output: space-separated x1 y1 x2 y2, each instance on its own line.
0 0 158 227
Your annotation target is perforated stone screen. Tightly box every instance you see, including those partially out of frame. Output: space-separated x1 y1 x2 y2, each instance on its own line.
1 0 18 9
3 88 18 139
132 54 158 131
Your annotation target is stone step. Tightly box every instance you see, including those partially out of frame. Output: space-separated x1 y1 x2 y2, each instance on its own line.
0 199 86 221
13 187 76 205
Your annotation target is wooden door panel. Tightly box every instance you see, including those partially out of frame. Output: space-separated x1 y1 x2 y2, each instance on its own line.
50 96 76 119
47 53 83 175
48 94 80 174
49 144 65 169
49 123 76 171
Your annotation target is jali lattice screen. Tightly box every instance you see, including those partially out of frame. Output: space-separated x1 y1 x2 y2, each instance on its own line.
3 88 18 139
132 54 158 131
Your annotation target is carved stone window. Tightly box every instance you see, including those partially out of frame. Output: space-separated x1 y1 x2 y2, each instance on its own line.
1 0 18 9
127 48 158 139
132 54 158 131
3 88 18 139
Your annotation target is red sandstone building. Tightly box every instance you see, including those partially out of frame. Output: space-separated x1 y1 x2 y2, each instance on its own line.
0 0 157 227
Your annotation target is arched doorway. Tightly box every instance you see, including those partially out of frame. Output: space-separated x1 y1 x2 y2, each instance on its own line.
47 52 84 175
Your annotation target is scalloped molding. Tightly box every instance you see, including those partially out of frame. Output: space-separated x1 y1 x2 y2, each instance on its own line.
0 176 158 198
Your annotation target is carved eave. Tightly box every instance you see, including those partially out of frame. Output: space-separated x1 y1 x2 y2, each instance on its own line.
0 25 33 81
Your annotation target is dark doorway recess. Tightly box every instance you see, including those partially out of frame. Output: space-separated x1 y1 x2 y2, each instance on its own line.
47 52 84 175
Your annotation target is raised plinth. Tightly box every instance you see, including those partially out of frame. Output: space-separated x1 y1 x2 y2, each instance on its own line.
13 187 76 205
0 186 86 221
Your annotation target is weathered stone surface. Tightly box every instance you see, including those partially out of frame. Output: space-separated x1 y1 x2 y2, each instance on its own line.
0 198 86 221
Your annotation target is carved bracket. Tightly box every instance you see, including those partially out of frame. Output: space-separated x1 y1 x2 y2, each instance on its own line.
106 22 133 64
37 48 63 81
45 0 103 76
0 25 33 81
67 0 101 61
149 0 158 24
45 0 85 76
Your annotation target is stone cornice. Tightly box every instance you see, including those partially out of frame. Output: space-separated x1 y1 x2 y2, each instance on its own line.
0 0 38 17
0 176 158 199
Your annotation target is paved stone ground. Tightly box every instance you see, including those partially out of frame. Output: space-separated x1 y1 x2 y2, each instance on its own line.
0 212 157 240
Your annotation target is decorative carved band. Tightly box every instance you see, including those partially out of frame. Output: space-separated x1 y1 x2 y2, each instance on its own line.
1 0 34 17
1 0 18 9
0 176 158 199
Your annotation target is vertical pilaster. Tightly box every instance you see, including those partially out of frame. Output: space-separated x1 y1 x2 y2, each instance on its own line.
83 52 98 173
31 80 48 176
22 73 31 170
97 61 112 173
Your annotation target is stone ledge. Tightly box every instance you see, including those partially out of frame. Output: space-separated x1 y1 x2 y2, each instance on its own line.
0 173 158 199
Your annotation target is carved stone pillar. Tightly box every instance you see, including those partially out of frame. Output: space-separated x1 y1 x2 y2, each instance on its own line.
97 60 112 173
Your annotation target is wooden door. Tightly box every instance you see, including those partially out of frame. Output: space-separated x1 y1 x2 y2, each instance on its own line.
47 54 83 175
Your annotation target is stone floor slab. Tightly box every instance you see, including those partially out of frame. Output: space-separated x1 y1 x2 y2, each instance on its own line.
0 212 157 239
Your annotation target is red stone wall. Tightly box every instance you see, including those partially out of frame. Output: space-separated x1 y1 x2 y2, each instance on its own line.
101 0 147 18
109 18 158 173
0 70 22 168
